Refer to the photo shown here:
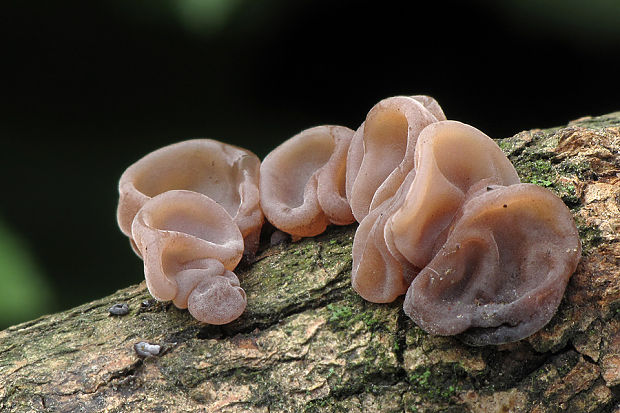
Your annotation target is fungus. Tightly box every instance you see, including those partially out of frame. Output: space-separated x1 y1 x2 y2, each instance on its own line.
351 120 520 303
131 190 247 324
404 183 581 345
116 94 582 342
350 171 420 303
260 125 355 237
386 120 520 269
117 139 263 255
345 95 444 222
410 95 447 121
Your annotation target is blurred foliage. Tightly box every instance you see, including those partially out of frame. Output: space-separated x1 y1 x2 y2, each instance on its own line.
113 0 278 36
484 0 620 43
175 0 242 35
112 0 620 41
0 217 54 330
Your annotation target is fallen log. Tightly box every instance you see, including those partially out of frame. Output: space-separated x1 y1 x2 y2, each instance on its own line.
1 112 619 412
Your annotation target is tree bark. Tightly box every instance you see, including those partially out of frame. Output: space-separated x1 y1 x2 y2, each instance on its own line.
1 113 619 413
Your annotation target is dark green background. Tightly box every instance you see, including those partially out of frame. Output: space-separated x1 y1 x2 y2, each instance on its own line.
1 0 619 328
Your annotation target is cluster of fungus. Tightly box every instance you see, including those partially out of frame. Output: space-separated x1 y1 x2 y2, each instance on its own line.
117 140 262 324
117 95 581 345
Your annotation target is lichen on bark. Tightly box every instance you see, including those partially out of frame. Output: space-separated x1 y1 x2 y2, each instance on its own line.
1 113 619 412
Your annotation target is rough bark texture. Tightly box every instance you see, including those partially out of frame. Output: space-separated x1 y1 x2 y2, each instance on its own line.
1 113 619 413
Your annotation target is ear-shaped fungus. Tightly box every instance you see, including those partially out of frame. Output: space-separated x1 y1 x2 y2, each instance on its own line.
345 96 444 222
351 120 519 303
403 183 581 345
351 171 419 303
386 120 520 269
131 190 247 324
117 139 263 255
410 95 447 122
114 94 583 343
260 125 355 237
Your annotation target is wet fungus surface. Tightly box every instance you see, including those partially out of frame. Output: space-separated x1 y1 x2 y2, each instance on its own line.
404 183 581 345
131 190 247 325
345 95 444 222
117 95 581 344
260 125 355 238
117 140 261 324
386 120 521 269
117 139 263 255
350 120 521 304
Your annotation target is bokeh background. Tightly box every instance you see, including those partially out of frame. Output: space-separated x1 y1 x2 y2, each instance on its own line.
2 0 619 329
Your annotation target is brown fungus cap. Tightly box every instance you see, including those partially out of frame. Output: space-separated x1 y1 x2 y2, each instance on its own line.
260 125 355 237
131 190 246 324
345 96 444 222
387 120 520 269
403 183 581 345
117 139 263 255
352 120 519 303
351 170 420 303
410 95 447 121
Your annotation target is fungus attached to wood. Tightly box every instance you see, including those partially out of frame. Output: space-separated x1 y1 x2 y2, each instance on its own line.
117 139 263 255
345 95 444 222
351 120 520 303
131 190 247 324
347 110 580 345
386 120 521 269
260 125 355 237
403 183 581 345
350 170 419 303
116 94 582 343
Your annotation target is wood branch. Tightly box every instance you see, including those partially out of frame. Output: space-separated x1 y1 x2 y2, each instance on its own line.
1 113 619 412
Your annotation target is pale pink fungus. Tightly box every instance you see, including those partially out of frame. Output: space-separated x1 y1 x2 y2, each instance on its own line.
115 94 582 343
131 190 246 324
260 125 355 237
345 95 444 222
117 139 263 255
386 120 520 269
351 120 519 303
404 183 581 345
350 170 420 303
